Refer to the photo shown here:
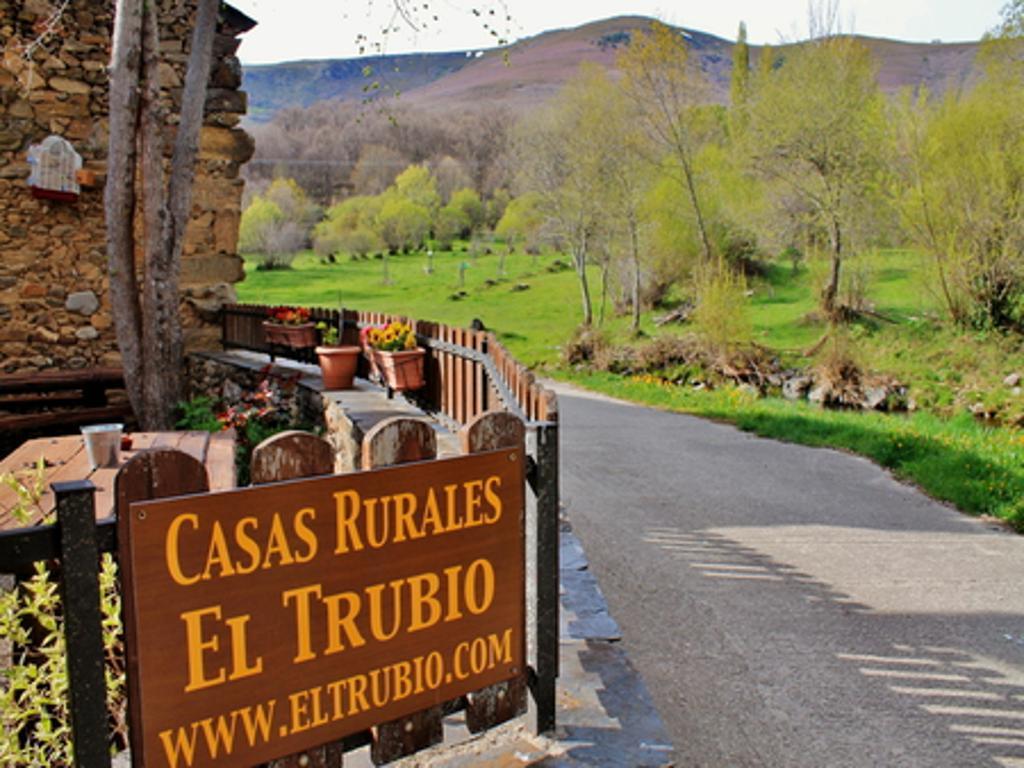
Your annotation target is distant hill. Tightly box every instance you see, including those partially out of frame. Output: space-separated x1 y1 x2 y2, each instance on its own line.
241 16 981 122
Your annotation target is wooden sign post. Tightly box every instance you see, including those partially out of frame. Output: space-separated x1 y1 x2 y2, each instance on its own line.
120 449 525 767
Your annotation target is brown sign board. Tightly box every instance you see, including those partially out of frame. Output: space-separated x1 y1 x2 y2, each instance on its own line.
120 448 524 768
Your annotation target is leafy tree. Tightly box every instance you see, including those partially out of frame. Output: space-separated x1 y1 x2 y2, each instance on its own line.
496 192 545 251
448 187 486 233
894 50 1024 331
618 21 715 264
376 196 431 253
393 164 441 217
263 177 320 235
731 21 751 108
433 155 473 202
435 205 471 250
515 64 618 325
745 33 886 318
238 196 306 269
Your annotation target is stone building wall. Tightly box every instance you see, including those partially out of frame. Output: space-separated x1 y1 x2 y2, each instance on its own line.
0 0 254 373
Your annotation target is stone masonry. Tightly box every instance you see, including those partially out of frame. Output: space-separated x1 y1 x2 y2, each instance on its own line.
0 0 255 373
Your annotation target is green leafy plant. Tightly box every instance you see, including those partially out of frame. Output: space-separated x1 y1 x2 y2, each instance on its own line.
0 465 127 764
316 320 340 346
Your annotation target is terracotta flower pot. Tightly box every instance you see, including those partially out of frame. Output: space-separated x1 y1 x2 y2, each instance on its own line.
316 345 361 390
262 321 317 348
372 348 426 392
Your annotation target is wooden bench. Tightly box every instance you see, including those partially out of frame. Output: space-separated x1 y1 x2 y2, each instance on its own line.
0 368 132 434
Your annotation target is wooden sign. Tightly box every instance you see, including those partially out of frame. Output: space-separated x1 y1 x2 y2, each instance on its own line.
120 448 524 768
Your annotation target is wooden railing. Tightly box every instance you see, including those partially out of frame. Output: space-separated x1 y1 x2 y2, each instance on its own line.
222 304 558 426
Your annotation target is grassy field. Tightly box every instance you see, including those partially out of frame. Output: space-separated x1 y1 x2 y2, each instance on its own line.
237 244 1024 528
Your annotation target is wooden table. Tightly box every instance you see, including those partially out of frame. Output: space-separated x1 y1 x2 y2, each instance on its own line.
0 430 235 529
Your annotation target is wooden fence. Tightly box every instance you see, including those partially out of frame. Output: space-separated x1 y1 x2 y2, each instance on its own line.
221 304 558 427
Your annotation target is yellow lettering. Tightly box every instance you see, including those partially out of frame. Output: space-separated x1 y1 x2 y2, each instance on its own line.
391 493 420 542
365 497 389 548
421 488 444 535
406 571 441 632
488 628 513 664
282 583 322 663
225 614 263 681
202 522 236 580
261 514 295 569
333 490 363 553
444 483 462 531
233 517 261 575
465 558 495 615
483 475 502 524
159 722 200 768
348 673 369 714
292 507 318 563
392 661 413 700
464 480 484 527
166 513 201 586
288 690 311 734
181 606 227 692
324 591 366 653
366 580 403 642
443 565 464 622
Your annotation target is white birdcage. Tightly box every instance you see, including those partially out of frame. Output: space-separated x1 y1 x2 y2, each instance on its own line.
27 135 82 201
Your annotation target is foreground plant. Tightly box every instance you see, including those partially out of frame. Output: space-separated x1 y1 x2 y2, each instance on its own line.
0 465 126 763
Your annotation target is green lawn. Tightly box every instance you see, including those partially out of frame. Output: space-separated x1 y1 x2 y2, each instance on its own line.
237 245 1024 529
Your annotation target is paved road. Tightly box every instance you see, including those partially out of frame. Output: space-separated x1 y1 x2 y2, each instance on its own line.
552 383 1024 768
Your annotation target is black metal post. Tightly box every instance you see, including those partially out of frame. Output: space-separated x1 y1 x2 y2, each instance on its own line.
54 480 111 768
531 423 559 734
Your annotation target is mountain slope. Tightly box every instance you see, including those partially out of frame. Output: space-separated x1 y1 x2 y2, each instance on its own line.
241 16 981 121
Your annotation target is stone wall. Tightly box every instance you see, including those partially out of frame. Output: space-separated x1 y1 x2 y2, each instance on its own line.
0 0 254 373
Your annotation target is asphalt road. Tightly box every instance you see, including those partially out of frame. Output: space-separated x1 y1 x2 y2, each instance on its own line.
552 383 1024 768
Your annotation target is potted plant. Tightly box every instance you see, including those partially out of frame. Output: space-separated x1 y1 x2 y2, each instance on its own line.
262 306 316 349
365 321 425 392
315 321 361 390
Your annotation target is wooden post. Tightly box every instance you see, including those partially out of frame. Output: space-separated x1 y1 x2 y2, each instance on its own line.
252 432 344 767
363 417 443 764
458 412 530 733
532 421 559 734
116 450 210 767
251 430 335 484
54 480 111 768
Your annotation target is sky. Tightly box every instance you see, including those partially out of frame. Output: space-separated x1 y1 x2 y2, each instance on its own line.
230 0 1007 65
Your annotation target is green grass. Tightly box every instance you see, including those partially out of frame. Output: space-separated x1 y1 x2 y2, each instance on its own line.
238 247 649 367
237 244 1024 528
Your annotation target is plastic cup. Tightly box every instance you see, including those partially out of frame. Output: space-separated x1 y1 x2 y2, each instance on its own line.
81 423 123 469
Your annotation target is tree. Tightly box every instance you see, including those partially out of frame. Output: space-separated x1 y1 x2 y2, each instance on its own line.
448 188 485 233
618 21 716 264
894 49 1024 331
105 0 221 428
376 196 430 253
515 64 618 325
745 32 885 318
731 21 751 108
496 193 545 251
350 143 407 196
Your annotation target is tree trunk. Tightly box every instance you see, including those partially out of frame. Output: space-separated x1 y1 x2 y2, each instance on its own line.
822 218 842 319
105 0 145 420
630 220 641 332
106 0 220 429
573 230 593 326
681 156 714 264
